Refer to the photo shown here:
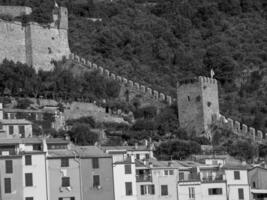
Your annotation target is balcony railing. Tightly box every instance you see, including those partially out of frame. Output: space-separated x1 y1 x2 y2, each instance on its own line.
136 175 152 182
179 174 201 182
202 175 225 183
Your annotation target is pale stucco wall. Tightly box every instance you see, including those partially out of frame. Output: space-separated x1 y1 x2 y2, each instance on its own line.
113 163 137 200
48 158 81 200
22 153 47 200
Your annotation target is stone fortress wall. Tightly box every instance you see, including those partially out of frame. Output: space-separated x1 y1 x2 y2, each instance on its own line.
213 114 266 142
69 53 176 107
0 6 70 71
70 53 267 142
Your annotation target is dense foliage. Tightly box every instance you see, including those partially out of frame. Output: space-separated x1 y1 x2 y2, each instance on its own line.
0 60 120 100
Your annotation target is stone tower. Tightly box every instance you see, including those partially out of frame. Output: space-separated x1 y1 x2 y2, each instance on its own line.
177 76 219 138
52 6 68 30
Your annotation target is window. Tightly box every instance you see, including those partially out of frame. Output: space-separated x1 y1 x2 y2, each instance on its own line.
19 125 25 137
141 185 155 195
9 125 14 135
25 155 32 165
61 158 69 167
179 172 184 181
5 160 13 174
136 154 140 160
189 187 195 199
148 185 155 195
208 188 223 195
252 182 256 188
125 182 133 196
92 158 99 169
212 160 218 165
234 171 240 180
11 113 16 119
164 170 173 176
238 188 244 200
62 177 70 187
145 154 149 159
25 198 34 200
188 96 190 101
141 185 146 195
161 185 168 196
4 178 11 193
125 164 132 174
93 175 100 187
25 173 33 187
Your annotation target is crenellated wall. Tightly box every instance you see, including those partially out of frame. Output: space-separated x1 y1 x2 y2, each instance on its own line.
212 114 266 142
69 53 176 107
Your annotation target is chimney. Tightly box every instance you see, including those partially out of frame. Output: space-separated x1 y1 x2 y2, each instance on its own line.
42 138 48 152
0 103 3 120
135 143 138 150
65 134 70 141
144 139 148 147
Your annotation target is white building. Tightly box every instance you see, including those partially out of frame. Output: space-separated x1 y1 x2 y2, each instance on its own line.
223 163 251 200
136 159 179 200
22 152 48 200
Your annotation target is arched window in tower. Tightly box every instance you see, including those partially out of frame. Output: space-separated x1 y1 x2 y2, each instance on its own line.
187 96 190 101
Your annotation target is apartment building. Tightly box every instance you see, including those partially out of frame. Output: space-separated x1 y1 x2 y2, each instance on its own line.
0 138 49 200
102 146 138 200
47 149 81 200
136 159 179 200
102 144 154 161
248 166 267 200
74 146 115 200
223 162 251 200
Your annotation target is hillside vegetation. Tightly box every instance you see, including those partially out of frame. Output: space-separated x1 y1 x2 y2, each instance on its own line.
0 0 267 133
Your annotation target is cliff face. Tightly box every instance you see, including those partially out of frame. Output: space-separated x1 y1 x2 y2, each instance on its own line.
0 6 70 71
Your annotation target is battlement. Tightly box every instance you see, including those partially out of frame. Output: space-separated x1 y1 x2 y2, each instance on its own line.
0 6 32 18
178 76 217 87
213 114 266 142
69 53 176 106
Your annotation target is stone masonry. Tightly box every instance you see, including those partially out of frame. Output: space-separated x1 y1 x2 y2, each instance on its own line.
0 6 70 71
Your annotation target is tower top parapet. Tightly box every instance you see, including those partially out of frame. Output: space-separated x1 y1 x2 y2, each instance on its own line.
178 76 217 87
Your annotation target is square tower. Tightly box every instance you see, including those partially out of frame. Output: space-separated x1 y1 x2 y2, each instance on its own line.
177 76 219 138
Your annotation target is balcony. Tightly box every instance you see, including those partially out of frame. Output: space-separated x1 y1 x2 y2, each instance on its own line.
136 174 152 182
179 174 201 182
201 174 225 183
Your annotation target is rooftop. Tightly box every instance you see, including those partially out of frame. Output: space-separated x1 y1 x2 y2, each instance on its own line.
48 145 110 158
0 137 69 145
0 119 32 125
102 145 151 152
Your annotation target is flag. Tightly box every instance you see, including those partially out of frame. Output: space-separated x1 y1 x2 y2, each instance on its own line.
210 69 215 78
55 1 59 8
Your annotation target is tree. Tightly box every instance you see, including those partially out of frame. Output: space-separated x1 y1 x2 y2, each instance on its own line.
16 98 33 109
68 123 98 145
155 139 201 160
227 140 256 161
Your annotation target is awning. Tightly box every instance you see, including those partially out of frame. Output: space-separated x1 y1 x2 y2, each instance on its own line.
251 189 267 194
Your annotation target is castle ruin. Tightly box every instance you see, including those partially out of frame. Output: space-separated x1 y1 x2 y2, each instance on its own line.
0 5 70 71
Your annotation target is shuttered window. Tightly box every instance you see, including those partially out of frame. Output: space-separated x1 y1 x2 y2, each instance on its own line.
5 160 13 174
